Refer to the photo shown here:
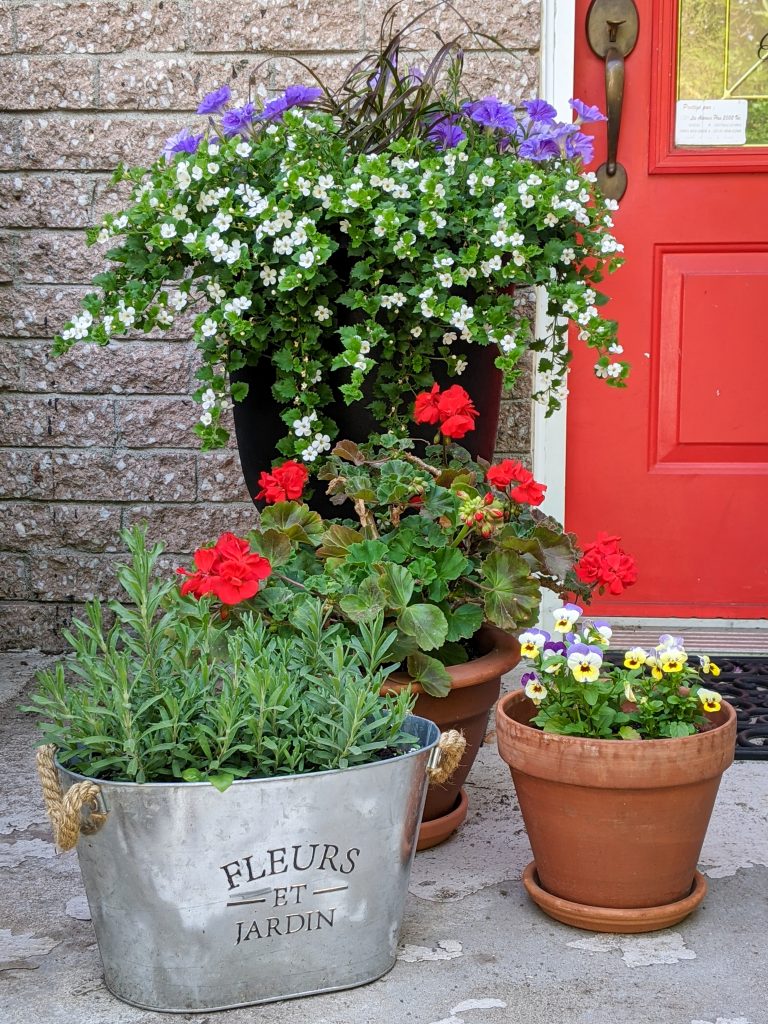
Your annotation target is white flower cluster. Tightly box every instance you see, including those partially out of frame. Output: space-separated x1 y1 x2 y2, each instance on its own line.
205 231 245 265
594 362 623 379
199 387 219 427
301 431 332 463
61 309 93 342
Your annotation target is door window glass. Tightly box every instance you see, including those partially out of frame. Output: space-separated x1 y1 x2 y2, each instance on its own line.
677 0 768 145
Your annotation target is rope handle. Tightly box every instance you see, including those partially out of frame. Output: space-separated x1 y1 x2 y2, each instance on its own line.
427 730 467 785
36 745 107 852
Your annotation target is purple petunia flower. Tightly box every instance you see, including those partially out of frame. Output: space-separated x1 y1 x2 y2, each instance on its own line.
564 130 595 163
522 98 558 124
518 134 561 162
197 84 231 115
162 127 204 160
258 84 323 123
220 102 256 137
569 97 607 123
426 115 467 150
462 96 519 133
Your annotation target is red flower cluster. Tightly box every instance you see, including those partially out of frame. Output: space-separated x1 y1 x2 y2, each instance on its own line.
413 384 479 440
486 459 547 506
575 532 638 596
256 460 309 504
177 532 272 605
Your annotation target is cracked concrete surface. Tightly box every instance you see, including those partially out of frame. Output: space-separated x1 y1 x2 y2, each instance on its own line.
1 653 766 1024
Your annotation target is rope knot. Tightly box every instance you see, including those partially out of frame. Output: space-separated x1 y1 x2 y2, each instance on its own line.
427 730 467 785
36 745 107 852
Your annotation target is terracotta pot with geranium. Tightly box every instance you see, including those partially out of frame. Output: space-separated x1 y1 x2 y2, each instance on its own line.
175 391 634 847
496 609 735 933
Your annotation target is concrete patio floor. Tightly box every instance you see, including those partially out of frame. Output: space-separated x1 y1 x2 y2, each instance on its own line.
2 652 766 1024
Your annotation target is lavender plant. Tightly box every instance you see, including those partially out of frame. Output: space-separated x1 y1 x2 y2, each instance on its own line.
53 6 626 459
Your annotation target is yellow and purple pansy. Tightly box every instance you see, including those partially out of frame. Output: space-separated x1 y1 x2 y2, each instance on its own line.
623 646 647 670
697 687 722 713
519 628 550 659
566 643 604 683
552 602 582 633
522 671 548 705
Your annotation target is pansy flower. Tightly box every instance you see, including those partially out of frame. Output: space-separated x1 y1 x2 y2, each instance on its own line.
522 671 548 705
697 688 722 713
699 654 721 677
566 643 603 683
658 633 684 650
540 639 566 674
552 602 582 633
519 628 551 659
623 647 647 670
660 648 688 674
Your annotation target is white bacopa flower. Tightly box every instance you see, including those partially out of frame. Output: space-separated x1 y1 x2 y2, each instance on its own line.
498 333 516 354
225 296 252 315
454 359 467 375
156 307 174 326
606 362 623 378
492 202 506 219
149 197 159 208
113 214 128 230
298 251 315 268
608 343 623 354
191 165 203 181
274 237 294 255
520 193 535 208
314 305 331 322
565 178 580 192
169 290 188 311
512 250 525 267
490 230 508 248
182 230 197 245
212 211 233 232
102 314 114 334
450 303 473 329
96 227 110 243
171 204 188 220
199 411 213 427
235 142 252 158
274 209 293 229
594 362 609 378
176 162 191 190
543 212 558 227
207 162 220 175
200 317 218 338
207 280 225 302
290 226 308 245
339 219 350 233
442 331 457 345
411 326 422 337
201 388 217 410
605 197 619 210
467 173 478 186
481 175 495 187
527 173 542 186
563 298 578 315
160 223 177 239
561 247 576 264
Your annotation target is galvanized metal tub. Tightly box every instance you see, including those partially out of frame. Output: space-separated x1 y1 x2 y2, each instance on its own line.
59 714 439 1013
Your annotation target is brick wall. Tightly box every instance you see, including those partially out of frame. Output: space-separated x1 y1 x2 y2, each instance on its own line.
0 0 540 650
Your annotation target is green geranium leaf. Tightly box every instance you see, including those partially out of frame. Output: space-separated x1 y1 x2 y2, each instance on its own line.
444 603 484 643
480 550 540 631
248 529 293 568
317 524 364 559
339 576 386 622
432 547 469 582
397 603 448 652
406 652 452 698
378 563 415 610
259 502 324 546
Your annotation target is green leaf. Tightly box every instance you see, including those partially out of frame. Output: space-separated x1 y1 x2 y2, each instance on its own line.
249 529 293 568
317 524 364 559
331 440 365 464
378 563 415 610
259 501 324 546
406 652 452 698
208 771 235 793
619 726 641 740
182 767 205 783
339 576 386 622
432 547 469 582
444 604 484 643
480 550 541 631
397 604 448 652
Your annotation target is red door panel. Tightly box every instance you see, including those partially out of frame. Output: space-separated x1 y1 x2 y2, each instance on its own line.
567 0 768 618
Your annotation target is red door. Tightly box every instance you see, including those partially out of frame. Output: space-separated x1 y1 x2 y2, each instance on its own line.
567 0 768 619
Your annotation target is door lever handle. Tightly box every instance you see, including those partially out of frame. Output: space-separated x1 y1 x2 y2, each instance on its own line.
586 0 639 201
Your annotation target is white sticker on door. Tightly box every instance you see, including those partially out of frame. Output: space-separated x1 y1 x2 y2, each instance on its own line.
675 99 748 146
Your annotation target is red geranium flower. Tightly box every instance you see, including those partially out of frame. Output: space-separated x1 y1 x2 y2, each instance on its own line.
575 534 638 595
413 383 442 425
486 459 547 506
177 532 272 605
256 459 309 503
413 383 479 439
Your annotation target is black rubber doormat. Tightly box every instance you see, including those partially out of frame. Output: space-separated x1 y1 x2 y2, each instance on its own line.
711 658 768 761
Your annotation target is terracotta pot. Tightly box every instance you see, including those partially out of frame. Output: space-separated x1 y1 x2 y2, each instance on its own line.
385 626 520 849
496 690 737 931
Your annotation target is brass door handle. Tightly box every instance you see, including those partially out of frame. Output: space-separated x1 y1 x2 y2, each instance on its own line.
586 0 639 201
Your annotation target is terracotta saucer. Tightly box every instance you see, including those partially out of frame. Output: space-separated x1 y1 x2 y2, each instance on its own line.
416 788 469 851
521 862 708 933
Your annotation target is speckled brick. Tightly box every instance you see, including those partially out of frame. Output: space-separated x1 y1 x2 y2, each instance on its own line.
18 340 193 395
0 233 16 283
0 341 25 389
0 555 30 600
0 174 94 228
0 284 89 338
496 399 532 454
0 395 117 447
4 57 96 110
16 114 190 171
190 0 364 53
361 0 540 48
0 600 79 651
461 50 539 102
99 56 265 111
27 549 188 601
14 2 188 55
0 8 13 54
115 396 199 447
197 449 250 502
52 449 197 501
14 231 103 284
0 502 123 552
124 501 255 551
0 450 54 499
